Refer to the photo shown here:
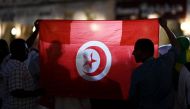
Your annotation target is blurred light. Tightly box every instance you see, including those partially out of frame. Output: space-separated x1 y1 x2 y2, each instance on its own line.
11 26 21 37
32 26 36 32
54 16 63 20
11 27 17 36
148 13 159 19
73 11 87 20
94 13 106 20
181 21 190 35
91 23 99 32
130 15 137 20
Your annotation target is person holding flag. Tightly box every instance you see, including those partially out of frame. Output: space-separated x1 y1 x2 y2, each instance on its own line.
128 18 181 109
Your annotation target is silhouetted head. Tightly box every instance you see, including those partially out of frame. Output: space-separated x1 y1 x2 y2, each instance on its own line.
46 40 62 61
0 39 9 64
10 39 28 62
132 38 154 63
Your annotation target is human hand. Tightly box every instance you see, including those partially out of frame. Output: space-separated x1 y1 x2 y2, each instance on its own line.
34 20 40 30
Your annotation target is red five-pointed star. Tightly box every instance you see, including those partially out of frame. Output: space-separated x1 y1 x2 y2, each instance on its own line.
83 52 96 68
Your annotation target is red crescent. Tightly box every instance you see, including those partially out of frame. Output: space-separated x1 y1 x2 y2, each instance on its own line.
83 46 107 76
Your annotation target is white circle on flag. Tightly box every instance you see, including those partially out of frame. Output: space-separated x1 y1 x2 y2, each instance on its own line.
82 49 100 73
76 41 112 81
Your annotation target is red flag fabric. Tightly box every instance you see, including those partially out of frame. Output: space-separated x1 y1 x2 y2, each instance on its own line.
39 19 159 100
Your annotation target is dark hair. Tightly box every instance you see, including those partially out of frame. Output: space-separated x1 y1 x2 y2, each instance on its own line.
10 39 27 56
135 38 154 56
0 39 9 64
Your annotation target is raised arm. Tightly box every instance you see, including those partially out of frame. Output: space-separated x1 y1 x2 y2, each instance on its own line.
159 18 181 52
26 20 39 49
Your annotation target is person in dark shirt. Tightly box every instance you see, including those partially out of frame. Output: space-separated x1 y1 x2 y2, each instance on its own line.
128 19 181 109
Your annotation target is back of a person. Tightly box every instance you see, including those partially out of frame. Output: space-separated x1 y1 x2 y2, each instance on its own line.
129 19 180 109
133 49 176 109
2 59 36 109
175 62 190 109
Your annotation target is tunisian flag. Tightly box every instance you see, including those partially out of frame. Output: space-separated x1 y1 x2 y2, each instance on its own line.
39 19 159 100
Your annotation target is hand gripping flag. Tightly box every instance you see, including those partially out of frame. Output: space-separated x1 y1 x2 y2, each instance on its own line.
39 19 159 100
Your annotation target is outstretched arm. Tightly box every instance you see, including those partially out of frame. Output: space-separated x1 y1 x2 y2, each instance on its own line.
159 18 181 52
26 20 39 49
